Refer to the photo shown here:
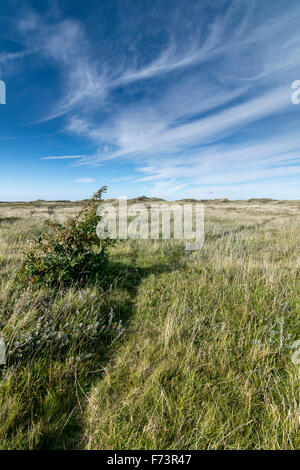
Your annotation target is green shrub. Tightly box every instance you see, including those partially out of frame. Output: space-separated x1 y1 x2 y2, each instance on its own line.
18 187 112 286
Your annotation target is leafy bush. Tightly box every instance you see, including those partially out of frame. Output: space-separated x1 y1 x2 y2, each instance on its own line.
18 186 112 286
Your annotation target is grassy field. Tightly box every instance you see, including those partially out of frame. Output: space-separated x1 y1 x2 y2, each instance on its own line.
0 199 299 449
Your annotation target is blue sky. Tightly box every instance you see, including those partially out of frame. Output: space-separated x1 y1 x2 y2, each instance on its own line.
1 0 300 201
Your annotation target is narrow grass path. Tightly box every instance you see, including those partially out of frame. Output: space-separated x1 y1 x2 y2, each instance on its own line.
0 226 184 449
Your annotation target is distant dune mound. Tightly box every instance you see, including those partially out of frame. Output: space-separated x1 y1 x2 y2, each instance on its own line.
214 198 230 203
175 198 199 203
247 198 274 203
176 197 231 203
128 196 166 203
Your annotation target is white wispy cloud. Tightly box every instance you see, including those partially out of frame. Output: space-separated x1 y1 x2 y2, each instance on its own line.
15 12 107 120
72 177 96 184
0 49 36 75
40 155 85 160
68 85 291 165
134 131 300 199
9 2 300 198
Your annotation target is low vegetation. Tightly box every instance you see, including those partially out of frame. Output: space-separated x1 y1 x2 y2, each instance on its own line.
17 187 110 286
0 197 299 449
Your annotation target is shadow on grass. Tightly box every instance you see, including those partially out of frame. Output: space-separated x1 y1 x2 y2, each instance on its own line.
36 257 178 450
0 217 20 224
